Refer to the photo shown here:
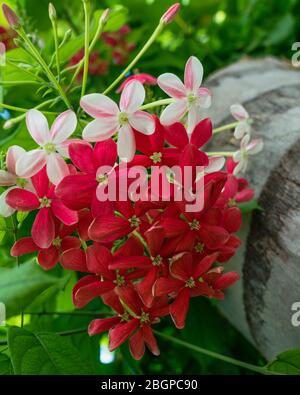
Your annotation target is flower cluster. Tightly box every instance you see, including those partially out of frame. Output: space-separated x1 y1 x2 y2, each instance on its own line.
0 52 263 360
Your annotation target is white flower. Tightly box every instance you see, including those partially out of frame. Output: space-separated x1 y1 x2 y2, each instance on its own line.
230 103 251 139
233 134 263 175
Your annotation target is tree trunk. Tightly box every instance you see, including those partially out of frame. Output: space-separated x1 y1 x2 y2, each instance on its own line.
204 57 300 360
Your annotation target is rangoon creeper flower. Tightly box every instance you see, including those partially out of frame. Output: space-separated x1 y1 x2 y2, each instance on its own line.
230 103 251 139
80 80 155 162
0 145 32 217
16 109 77 185
233 134 263 175
157 56 212 134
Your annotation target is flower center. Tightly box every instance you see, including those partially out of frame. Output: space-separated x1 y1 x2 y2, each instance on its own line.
187 92 197 104
195 242 204 253
118 111 129 126
44 143 56 154
151 255 163 266
129 215 141 228
52 236 62 247
16 178 28 188
150 152 162 164
120 311 130 321
114 274 125 287
185 277 195 288
96 173 108 185
228 197 237 207
39 196 51 208
189 219 200 231
140 311 150 323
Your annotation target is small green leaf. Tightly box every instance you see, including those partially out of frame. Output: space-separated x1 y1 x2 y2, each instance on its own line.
267 349 300 374
8 326 94 375
16 211 29 223
238 199 262 213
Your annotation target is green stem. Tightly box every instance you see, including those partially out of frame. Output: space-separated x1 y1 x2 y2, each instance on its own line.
103 22 164 95
0 103 58 115
81 0 91 98
213 122 238 134
0 80 40 86
140 98 174 110
25 310 112 317
57 328 88 337
17 27 72 109
207 151 234 157
153 331 276 375
51 17 61 80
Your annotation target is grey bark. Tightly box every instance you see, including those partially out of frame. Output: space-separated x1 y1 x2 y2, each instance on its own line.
204 57 300 360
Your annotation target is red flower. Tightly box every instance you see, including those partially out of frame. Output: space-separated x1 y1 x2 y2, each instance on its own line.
117 73 157 93
6 167 78 248
102 25 135 65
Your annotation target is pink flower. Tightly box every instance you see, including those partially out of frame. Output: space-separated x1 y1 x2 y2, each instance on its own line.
230 103 251 139
116 73 157 93
157 56 212 134
16 109 77 185
0 145 32 217
233 134 263 175
161 3 181 25
80 80 155 162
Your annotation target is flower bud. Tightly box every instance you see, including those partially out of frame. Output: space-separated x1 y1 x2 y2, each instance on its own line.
48 3 57 21
160 3 180 25
2 4 20 29
3 120 13 129
100 8 110 25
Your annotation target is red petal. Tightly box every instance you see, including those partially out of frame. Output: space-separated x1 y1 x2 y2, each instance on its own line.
86 244 112 276
6 188 39 211
88 215 131 243
170 252 193 281
32 208 55 248
144 225 165 257
223 207 242 233
93 139 117 168
109 319 139 351
60 248 88 272
77 210 93 241
198 224 229 249
170 288 190 329
74 280 114 308
10 237 38 256
193 253 218 278
160 217 189 237
154 277 183 297
37 246 59 270
69 141 95 173
60 236 81 251
109 255 150 271
136 267 158 307
51 199 78 225
114 235 144 257
142 325 160 356
190 118 212 148
236 188 254 203
129 328 145 360
164 122 189 149
115 286 142 316
88 316 121 336
180 144 209 169
213 272 240 290
31 166 49 197
72 275 97 305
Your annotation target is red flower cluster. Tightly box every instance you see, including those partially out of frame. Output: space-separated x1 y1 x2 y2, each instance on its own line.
102 25 136 65
8 116 252 360
69 48 109 80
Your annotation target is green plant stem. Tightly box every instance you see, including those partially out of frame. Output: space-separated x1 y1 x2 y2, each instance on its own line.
213 122 238 134
207 151 234 157
0 80 40 86
17 27 72 109
57 328 88 337
25 310 112 317
103 22 164 95
81 0 91 98
140 98 174 110
0 103 58 115
153 330 277 375
132 230 151 255
51 17 61 80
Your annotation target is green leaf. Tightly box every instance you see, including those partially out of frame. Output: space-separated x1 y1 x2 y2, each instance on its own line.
238 199 262 213
8 326 94 374
267 349 300 374
16 211 29 223
0 353 13 375
0 260 60 318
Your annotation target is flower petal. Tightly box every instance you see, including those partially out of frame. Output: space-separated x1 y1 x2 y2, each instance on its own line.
88 215 131 243
120 80 145 112
129 328 145 360
170 287 190 329
184 56 203 92
213 272 240 290
0 170 16 186
51 199 78 225
16 150 47 179
6 145 26 174
118 124 136 162
129 111 155 135
46 153 69 185
230 104 249 121
26 109 50 145
80 93 119 118
170 252 193 281
37 246 59 270
11 237 38 256
109 319 140 351
60 248 88 272
32 208 55 248
160 100 187 125
157 73 186 99
69 141 94 173
5 188 40 211
82 118 118 142
190 118 212 148
50 110 77 144
247 138 264 155
88 317 121 336
0 189 16 217
198 87 212 108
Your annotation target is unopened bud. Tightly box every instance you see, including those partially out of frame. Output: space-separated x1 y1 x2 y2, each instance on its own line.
64 29 72 42
48 3 57 21
161 3 180 25
2 4 20 29
3 120 13 129
100 8 110 25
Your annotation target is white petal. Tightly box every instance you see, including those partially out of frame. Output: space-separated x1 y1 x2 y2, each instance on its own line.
82 118 118 142
233 160 246 176
46 153 70 185
230 104 249 121
118 124 136 162
198 87 212 108
6 145 26 174
16 150 47 178
50 110 77 144
240 134 250 149
0 188 16 217
187 104 201 135
0 170 17 186
184 56 203 92
160 100 187 125
80 93 119 118
56 139 85 158
205 156 225 173
233 150 242 163
234 121 251 139
157 73 186 99
129 111 155 135
247 138 264 155
26 109 50 145
120 80 145 113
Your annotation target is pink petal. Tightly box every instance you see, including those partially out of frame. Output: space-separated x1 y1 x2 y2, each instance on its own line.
247 138 264 155
0 170 16 186
120 80 145 112
6 145 26 174
80 93 119 118
93 139 117 168
5 188 40 211
160 100 187 125
11 237 39 256
129 111 155 135
184 56 203 92
230 104 249 121
197 87 212 108
69 141 94 173
82 118 118 142
46 153 69 185
50 110 77 144
157 73 186 99
31 166 49 197
213 272 240 290
0 189 16 217
32 208 55 248
51 199 78 225
190 118 212 148
16 150 47 179
26 109 50 145
56 138 85 158
118 124 136 162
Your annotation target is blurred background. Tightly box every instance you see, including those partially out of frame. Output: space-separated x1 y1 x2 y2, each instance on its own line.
0 0 299 375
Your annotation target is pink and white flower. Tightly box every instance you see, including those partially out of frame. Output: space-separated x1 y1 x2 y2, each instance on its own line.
0 145 32 217
233 134 263 175
16 109 77 185
157 56 212 134
230 104 251 139
80 80 155 162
